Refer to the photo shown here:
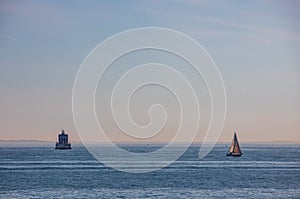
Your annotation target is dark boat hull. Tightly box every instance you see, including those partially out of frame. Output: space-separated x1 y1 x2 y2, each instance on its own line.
226 152 242 157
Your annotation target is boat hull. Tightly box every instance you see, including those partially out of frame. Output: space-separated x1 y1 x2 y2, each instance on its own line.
226 152 242 157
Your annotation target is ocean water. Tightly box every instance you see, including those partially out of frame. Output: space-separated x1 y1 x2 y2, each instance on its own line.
0 144 299 198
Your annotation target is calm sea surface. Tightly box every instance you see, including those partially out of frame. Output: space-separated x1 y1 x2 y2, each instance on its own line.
0 144 299 198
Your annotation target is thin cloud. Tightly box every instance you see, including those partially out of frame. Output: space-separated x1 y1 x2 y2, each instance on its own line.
0 34 23 43
187 15 300 43
139 1 300 44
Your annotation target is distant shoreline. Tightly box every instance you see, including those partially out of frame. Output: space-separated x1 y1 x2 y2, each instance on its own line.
0 139 299 146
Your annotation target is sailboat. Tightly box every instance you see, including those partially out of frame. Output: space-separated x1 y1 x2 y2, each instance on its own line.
226 132 242 157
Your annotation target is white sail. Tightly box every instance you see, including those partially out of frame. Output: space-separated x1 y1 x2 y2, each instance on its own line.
227 132 242 156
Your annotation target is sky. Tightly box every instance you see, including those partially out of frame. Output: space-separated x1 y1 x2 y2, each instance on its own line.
0 0 299 143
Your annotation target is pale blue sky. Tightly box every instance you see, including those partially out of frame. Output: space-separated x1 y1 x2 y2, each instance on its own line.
0 0 299 142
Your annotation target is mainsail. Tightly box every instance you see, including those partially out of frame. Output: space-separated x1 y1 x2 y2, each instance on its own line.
226 132 242 156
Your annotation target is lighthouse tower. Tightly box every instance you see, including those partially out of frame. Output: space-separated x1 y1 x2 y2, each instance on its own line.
55 129 72 149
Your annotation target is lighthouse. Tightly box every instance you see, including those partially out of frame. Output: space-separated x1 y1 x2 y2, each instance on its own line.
55 129 72 149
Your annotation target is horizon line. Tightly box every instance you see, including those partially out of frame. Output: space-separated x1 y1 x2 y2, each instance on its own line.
1 139 300 144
